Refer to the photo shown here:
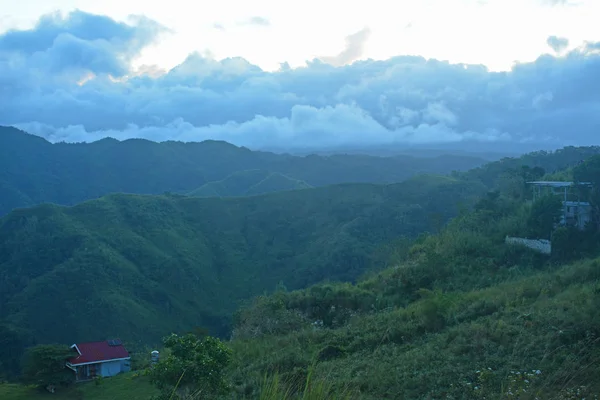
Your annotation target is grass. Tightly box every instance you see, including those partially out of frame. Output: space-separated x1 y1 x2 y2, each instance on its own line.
0 373 159 400
257 367 354 400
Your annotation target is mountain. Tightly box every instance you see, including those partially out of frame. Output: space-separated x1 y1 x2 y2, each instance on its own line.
0 126 489 215
0 175 485 356
188 170 312 197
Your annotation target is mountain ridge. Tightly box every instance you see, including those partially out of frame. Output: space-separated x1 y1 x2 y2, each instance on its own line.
0 125 488 215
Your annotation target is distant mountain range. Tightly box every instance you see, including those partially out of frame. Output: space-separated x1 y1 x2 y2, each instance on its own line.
0 126 489 215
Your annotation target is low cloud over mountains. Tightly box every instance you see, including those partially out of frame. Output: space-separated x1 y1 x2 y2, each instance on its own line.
1 10 599 150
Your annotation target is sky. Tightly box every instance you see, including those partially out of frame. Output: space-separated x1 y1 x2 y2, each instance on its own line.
0 0 599 150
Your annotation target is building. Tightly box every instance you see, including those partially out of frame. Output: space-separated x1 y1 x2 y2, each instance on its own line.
528 181 593 230
66 339 131 382
564 201 592 230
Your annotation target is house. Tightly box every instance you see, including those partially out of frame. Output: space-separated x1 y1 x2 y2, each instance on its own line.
66 339 131 382
563 201 592 230
528 181 593 231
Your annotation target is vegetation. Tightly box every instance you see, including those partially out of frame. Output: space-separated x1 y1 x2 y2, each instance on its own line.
2 140 600 398
0 372 158 399
0 173 484 379
188 170 313 197
224 164 600 399
0 126 490 216
148 333 231 399
21 345 74 389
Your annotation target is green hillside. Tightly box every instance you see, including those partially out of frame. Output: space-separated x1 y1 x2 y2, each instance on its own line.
3 154 596 399
0 126 489 216
188 169 312 197
1 148 600 399
0 373 158 400
0 174 485 374
225 162 600 399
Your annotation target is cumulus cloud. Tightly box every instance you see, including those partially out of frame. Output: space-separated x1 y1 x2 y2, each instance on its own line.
547 35 569 53
320 28 372 67
0 10 166 77
1 10 600 150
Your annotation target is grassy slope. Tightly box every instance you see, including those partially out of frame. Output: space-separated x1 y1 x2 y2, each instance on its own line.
229 259 600 399
0 373 158 400
0 175 485 347
226 192 600 399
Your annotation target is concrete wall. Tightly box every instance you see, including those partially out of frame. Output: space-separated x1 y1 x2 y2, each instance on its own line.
505 236 551 255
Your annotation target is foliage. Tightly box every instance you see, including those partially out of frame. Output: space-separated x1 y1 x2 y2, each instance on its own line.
256 367 354 400
188 170 313 197
0 174 483 364
148 333 231 399
226 182 600 399
0 372 159 400
0 324 32 381
526 195 563 239
21 344 74 389
2 135 600 397
461 145 600 189
573 155 600 230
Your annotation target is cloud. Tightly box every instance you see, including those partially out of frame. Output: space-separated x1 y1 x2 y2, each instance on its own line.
213 23 226 31
541 0 569 5
547 35 569 53
320 28 372 67
1 11 600 150
239 16 271 27
0 10 166 80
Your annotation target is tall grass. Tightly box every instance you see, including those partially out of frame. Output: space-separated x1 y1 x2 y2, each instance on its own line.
258 365 354 400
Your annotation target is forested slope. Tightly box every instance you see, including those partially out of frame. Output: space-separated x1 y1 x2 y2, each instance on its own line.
0 174 485 368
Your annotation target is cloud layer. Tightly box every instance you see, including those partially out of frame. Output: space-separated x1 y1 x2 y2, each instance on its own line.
1 10 600 150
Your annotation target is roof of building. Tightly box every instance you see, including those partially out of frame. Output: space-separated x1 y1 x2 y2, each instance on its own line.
67 339 130 365
527 181 592 187
565 201 592 206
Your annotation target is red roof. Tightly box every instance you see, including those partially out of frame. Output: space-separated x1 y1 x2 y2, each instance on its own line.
67 340 130 365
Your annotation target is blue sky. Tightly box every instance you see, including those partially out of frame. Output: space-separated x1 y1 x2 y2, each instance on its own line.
1 0 599 149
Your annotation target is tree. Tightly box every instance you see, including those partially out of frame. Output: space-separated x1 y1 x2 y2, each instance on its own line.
526 195 563 239
0 323 32 381
149 333 232 399
21 344 74 389
574 155 600 230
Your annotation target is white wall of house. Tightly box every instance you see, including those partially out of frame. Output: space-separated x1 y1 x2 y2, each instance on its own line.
99 359 131 377
505 236 552 255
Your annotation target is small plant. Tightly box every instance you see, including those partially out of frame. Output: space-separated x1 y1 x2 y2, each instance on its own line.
555 385 599 400
503 369 541 398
